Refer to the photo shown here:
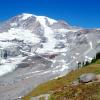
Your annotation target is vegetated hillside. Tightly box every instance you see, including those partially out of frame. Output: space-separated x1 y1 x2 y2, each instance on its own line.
22 54 100 100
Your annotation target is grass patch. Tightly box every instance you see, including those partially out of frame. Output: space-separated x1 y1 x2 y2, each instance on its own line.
22 60 100 100
49 82 100 100
95 59 100 64
39 97 45 100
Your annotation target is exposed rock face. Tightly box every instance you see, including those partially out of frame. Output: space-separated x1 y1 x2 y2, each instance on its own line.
79 73 96 83
18 55 52 70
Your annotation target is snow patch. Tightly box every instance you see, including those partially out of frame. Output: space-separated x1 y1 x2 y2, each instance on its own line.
46 17 57 25
0 55 25 76
21 13 33 20
10 23 17 27
89 41 93 49
76 53 80 55
0 28 40 44
36 16 58 53
85 56 92 62
0 42 15 48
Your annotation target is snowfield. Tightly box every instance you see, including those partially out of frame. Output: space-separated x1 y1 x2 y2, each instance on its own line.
0 28 40 44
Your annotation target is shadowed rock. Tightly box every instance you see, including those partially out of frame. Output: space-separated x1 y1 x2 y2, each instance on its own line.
79 73 96 83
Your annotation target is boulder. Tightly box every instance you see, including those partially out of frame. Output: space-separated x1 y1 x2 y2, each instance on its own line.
79 73 96 83
96 74 100 82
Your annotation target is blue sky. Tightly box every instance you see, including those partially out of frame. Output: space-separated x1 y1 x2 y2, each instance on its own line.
0 0 100 28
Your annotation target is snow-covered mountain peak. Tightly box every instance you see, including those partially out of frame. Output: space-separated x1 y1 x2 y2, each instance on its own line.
20 13 33 20
0 13 78 33
16 13 57 25
36 16 57 26
0 13 82 54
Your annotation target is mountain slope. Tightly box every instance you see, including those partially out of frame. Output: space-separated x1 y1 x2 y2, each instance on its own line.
0 13 100 76
22 59 100 100
0 13 82 76
0 13 100 100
